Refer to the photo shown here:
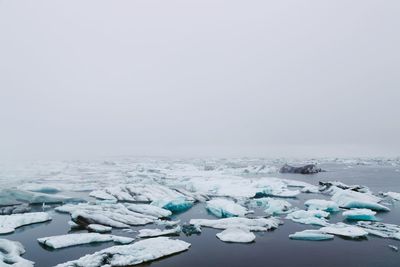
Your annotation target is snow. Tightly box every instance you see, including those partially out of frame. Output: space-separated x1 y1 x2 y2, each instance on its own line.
0 212 51 234
190 217 280 231
320 223 368 238
289 230 334 241
331 190 390 211
87 224 112 233
342 209 377 221
286 210 329 226
38 233 134 249
304 199 339 212
137 226 181 238
125 203 172 218
54 237 191 267
206 198 248 218
216 227 256 243
0 238 34 267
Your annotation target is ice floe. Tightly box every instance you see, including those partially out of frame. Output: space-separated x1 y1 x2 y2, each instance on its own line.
356 221 400 240
0 238 34 267
38 233 134 249
320 223 368 238
87 224 112 233
251 197 292 215
54 237 190 267
304 199 339 212
206 198 248 218
0 212 51 234
138 226 181 238
319 181 371 195
289 230 334 241
190 217 280 231
125 204 172 218
331 190 390 211
216 227 256 243
342 209 377 221
286 210 329 226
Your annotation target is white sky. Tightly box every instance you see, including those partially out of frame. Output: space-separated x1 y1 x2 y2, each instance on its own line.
0 0 399 159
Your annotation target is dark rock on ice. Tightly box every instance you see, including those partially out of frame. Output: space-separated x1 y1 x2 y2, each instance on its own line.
279 164 323 174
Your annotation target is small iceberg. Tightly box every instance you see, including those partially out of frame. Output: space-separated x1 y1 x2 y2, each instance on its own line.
304 199 339 212
286 210 329 226
216 227 255 243
279 163 323 174
320 223 368 238
356 221 400 240
342 209 377 221
383 191 400 201
251 198 292 216
190 217 280 231
206 198 248 218
125 203 172 218
182 224 202 236
0 238 34 267
0 212 51 234
54 237 191 267
151 197 194 213
289 230 334 241
138 226 181 238
331 190 390 211
87 224 112 233
38 233 134 249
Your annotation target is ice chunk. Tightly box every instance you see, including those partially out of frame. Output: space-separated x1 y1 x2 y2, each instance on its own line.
0 212 51 234
151 197 194 213
125 203 172 218
331 190 390 211
388 245 398 252
356 221 400 240
0 204 31 215
286 210 329 226
319 181 371 195
289 230 334 241
251 198 292 215
279 163 323 174
38 233 134 249
0 238 34 267
206 198 247 218
320 223 368 238
89 190 116 201
138 226 181 238
383 191 400 201
155 219 180 227
54 237 190 267
190 217 280 231
304 199 339 212
216 227 256 243
342 209 377 221
182 224 202 236
87 224 112 233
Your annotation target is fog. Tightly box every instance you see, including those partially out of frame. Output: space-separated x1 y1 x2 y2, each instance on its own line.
0 0 399 159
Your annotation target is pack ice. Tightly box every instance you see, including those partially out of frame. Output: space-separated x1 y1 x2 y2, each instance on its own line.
0 212 51 234
0 238 34 267
54 237 191 267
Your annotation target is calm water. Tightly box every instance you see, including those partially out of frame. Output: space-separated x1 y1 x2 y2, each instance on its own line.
2 161 400 267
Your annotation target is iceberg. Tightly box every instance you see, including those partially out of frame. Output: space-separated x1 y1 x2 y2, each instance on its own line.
0 212 51 234
279 163 323 174
38 233 134 249
138 226 181 238
216 227 256 243
286 210 329 226
356 221 400 240
289 230 334 241
319 181 371 195
155 219 180 227
206 198 248 218
304 199 339 212
342 209 377 221
0 238 34 267
331 190 390 211
54 237 190 267
151 197 194 213
320 223 368 238
87 224 112 233
383 191 400 201
125 203 172 218
251 198 292 215
190 217 280 231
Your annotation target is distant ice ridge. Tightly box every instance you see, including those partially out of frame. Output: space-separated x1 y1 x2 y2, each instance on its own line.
0 212 51 234
206 198 248 218
190 217 280 231
38 233 134 249
0 238 34 267
54 237 190 267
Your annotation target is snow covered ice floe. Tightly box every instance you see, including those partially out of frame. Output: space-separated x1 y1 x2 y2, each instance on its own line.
289 230 334 241
206 198 248 218
342 209 377 221
286 210 329 226
0 212 51 234
125 204 172 218
38 233 134 249
356 221 400 240
138 226 181 238
216 227 256 243
319 223 368 238
54 237 191 267
0 238 34 267
331 189 390 211
190 217 280 231
304 199 339 212
250 198 292 215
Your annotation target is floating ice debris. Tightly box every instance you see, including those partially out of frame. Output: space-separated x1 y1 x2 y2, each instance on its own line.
320 223 368 238
279 164 323 174
356 221 400 240
87 224 112 233
125 204 172 218
216 227 256 243
54 237 191 267
286 210 329 226
304 199 340 212
137 226 181 238
289 230 334 241
0 238 34 267
152 197 194 213
38 233 134 249
383 191 400 201
89 190 116 201
0 212 51 234
342 209 377 221
182 224 202 236
319 181 371 195
0 189 82 206
331 190 390 211
388 245 398 252
190 217 280 231
0 204 31 215
206 198 248 218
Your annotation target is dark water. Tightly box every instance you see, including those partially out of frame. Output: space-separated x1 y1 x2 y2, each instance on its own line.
2 163 400 267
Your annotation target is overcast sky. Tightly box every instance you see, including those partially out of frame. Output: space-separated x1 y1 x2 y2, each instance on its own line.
0 0 399 159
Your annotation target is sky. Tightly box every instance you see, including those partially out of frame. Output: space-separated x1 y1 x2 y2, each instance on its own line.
0 0 399 159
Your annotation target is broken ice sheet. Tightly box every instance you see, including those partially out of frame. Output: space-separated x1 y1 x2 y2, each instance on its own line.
206 198 248 218
356 221 400 240
190 217 280 231
216 227 256 243
0 212 51 234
